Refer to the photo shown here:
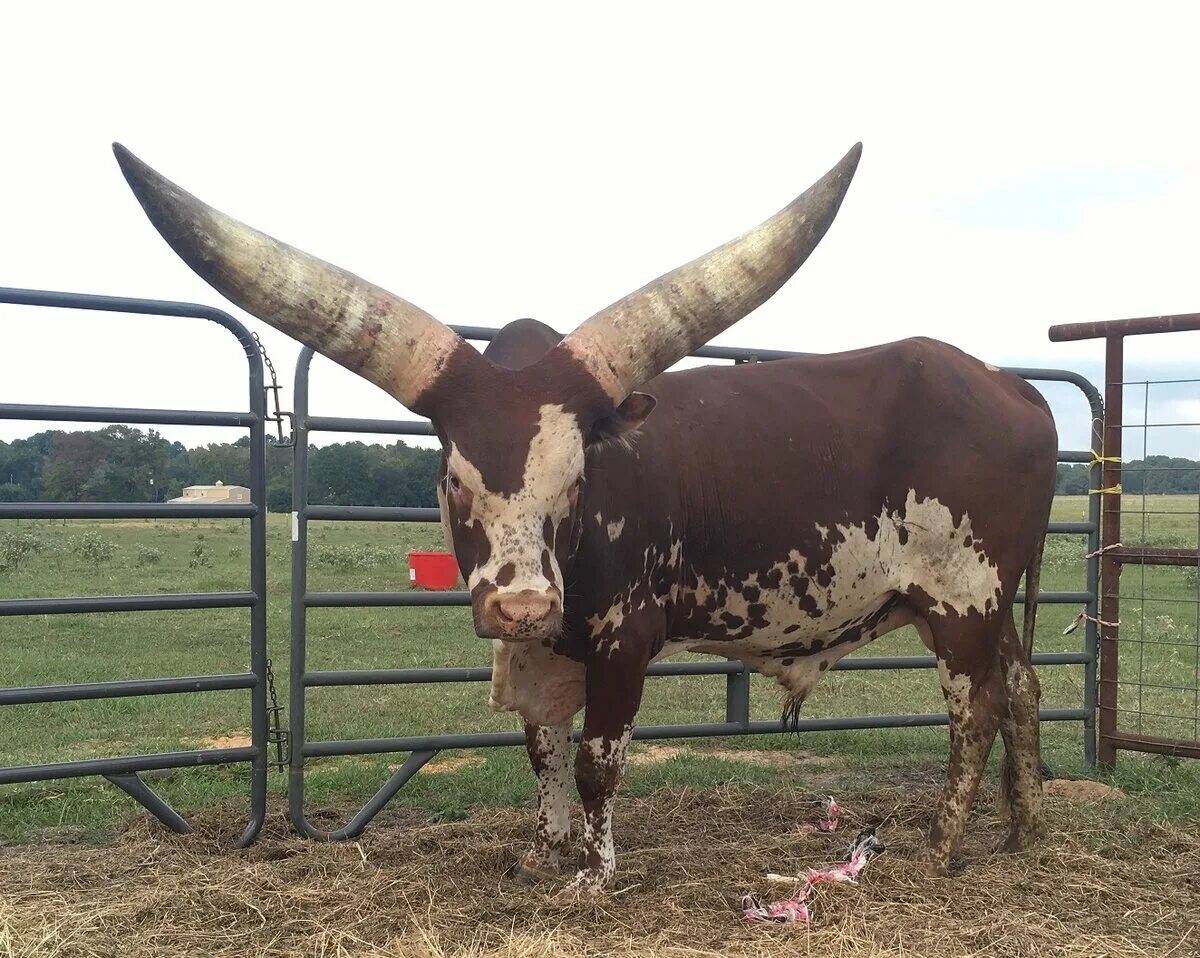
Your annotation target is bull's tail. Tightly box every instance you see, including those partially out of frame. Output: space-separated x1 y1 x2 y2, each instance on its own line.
1021 533 1046 659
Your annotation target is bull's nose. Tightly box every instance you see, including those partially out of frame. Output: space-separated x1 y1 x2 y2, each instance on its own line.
480 589 562 638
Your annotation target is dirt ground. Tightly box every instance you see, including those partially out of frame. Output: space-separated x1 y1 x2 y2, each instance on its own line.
1 777 1196 958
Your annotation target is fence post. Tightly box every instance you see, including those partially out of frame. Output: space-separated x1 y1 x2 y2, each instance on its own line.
1097 335 1124 767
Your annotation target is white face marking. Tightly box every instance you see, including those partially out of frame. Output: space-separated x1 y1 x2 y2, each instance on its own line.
606 517 625 541
445 403 585 597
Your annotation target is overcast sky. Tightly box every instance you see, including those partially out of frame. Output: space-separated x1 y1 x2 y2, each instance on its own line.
2 3 1199 458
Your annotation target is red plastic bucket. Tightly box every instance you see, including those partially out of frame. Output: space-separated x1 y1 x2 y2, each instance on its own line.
408 551 460 590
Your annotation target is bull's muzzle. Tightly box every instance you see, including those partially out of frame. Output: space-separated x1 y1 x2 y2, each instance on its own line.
476 589 562 640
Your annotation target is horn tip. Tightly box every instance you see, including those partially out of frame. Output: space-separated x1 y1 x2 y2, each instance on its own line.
112 142 152 190
842 141 864 172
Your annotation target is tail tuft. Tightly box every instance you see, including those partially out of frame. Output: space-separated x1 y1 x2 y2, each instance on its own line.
1022 533 1046 658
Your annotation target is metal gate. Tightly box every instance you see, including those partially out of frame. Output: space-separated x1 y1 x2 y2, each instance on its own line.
0 288 271 845
287 334 1105 840
1051 313 1200 763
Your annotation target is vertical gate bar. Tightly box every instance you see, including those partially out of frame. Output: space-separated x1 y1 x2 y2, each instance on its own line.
1082 410 1103 768
237 327 269 848
1097 334 1124 766
288 349 313 831
725 665 751 729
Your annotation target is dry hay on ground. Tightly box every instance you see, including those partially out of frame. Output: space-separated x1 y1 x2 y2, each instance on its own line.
625 744 840 770
1 779 1196 958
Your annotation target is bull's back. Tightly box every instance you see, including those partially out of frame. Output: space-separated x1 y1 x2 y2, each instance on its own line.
625 337 1056 577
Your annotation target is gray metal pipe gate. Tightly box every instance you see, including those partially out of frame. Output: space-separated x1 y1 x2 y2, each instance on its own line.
0 288 271 846
288 335 1105 841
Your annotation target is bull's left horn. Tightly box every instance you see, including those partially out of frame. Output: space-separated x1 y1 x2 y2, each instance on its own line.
113 144 464 413
557 143 862 402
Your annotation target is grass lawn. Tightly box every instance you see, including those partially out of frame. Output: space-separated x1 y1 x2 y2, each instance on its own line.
1 496 1198 843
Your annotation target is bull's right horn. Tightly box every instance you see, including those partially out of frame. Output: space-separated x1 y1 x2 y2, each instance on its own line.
557 143 862 403
113 144 464 413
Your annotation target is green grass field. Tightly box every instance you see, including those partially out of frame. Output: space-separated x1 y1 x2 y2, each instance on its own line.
1 496 1197 842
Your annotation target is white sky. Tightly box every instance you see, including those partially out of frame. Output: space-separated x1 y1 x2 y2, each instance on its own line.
3 2 1200 458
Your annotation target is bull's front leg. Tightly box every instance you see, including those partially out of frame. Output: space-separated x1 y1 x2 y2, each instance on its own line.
517 719 573 880
569 637 651 893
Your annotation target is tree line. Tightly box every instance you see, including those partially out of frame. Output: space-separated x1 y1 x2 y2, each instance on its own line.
0 426 440 512
2 427 1197 511
1056 456 1200 496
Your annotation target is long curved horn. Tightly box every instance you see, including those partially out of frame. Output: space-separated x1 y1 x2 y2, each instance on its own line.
558 143 862 401
113 144 463 412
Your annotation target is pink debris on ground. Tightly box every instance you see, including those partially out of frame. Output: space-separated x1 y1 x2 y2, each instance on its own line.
740 800 885 926
799 795 841 834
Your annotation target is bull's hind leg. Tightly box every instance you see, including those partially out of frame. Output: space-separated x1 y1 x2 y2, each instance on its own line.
517 720 573 881
995 615 1043 852
923 615 1005 875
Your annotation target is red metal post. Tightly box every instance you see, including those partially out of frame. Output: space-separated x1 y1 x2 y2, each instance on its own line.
1097 335 1123 767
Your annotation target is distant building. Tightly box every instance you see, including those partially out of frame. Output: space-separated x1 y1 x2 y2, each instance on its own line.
169 480 251 504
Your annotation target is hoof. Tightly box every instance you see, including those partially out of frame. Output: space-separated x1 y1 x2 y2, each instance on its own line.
513 849 565 884
557 871 609 900
994 828 1039 855
914 847 953 877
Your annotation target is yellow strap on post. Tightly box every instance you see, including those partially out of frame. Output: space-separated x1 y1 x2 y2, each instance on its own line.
1090 453 1122 466
1089 484 1123 495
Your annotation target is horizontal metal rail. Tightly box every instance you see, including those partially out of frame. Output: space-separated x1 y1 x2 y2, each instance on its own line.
306 505 439 522
303 650 1093 689
0 501 256 520
302 589 1092 609
0 591 257 616
306 415 434 437
1050 312 1200 341
0 673 257 705
0 747 258 785
305 509 1097 533
0 401 257 428
303 707 1090 759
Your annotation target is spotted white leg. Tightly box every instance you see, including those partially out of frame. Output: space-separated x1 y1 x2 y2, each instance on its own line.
518 719 573 880
566 634 651 894
925 652 1004 874
570 721 634 892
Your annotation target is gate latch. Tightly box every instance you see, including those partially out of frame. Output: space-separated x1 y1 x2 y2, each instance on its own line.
265 656 289 770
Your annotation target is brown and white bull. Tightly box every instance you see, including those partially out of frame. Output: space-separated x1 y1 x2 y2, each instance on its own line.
115 142 1055 892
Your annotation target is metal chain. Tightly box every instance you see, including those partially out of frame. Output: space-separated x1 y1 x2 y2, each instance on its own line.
251 330 280 392
251 331 292 444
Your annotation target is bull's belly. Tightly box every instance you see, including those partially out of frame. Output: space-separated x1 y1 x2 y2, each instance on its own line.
656 591 911 701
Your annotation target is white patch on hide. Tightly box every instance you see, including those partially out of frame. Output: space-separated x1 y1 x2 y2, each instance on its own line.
606 517 625 541
638 489 1000 707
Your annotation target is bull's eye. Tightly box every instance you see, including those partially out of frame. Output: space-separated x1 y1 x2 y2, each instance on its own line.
447 472 462 494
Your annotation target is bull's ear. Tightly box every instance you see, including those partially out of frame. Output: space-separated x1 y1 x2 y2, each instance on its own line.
590 392 657 446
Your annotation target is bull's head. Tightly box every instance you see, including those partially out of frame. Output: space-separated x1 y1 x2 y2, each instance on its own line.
114 143 860 641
